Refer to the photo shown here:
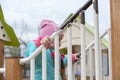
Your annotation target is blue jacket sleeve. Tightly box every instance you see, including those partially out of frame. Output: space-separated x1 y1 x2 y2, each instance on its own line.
25 41 37 57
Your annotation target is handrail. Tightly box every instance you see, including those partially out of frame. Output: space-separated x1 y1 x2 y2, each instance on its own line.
20 0 93 64
0 68 5 73
20 0 93 65
20 30 62 64
59 0 92 30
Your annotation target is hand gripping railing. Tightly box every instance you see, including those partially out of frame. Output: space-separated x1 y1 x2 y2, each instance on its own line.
20 30 62 80
20 30 63 64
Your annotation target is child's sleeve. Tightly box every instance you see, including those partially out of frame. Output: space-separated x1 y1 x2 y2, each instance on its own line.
25 41 43 66
63 54 76 67
25 42 38 57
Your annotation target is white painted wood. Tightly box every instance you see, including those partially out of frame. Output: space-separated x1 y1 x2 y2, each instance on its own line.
67 26 72 80
0 20 10 41
30 59 35 80
42 47 47 80
55 35 60 80
81 23 86 80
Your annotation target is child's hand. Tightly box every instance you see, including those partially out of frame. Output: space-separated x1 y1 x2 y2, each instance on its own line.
72 53 81 63
76 53 81 59
74 53 81 62
40 36 53 48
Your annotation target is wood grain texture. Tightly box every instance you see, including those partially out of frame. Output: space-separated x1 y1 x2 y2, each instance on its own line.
0 40 4 80
6 57 22 80
110 0 120 80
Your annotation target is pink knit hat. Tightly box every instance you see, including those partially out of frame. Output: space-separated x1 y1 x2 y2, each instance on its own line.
34 19 63 47
40 20 58 36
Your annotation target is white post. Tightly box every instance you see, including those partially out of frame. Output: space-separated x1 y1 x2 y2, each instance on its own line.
89 47 94 80
55 35 60 80
81 22 86 80
93 0 101 79
99 40 103 79
30 58 35 80
67 26 72 80
108 30 112 80
42 47 47 80
94 14 101 80
80 11 86 80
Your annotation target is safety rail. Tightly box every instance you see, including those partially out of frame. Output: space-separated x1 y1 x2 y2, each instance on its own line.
20 0 93 80
0 68 5 73
0 0 112 80
20 30 63 80
0 26 111 80
0 27 111 80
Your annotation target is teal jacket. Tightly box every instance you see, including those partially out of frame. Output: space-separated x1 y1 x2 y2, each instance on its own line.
25 41 68 80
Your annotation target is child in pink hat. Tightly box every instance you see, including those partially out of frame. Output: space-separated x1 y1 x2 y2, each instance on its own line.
26 19 79 80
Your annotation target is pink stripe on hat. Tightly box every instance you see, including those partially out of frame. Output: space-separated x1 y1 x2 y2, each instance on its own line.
40 20 58 36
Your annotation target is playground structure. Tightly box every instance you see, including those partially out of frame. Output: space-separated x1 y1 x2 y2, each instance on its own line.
0 0 120 80
0 5 20 80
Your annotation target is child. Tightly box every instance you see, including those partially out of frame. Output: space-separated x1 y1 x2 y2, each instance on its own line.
26 20 79 80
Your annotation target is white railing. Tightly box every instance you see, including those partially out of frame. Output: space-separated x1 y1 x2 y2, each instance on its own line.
20 30 63 80
0 27 111 80
54 34 60 80
0 68 5 73
80 11 86 80
42 47 47 80
19 22 111 80
108 30 112 80
0 0 112 80
86 28 111 80
67 24 73 80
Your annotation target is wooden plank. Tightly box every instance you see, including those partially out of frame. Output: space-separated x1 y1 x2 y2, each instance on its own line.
6 57 22 80
110 0 120 80
0 40 4 80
